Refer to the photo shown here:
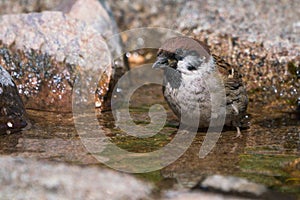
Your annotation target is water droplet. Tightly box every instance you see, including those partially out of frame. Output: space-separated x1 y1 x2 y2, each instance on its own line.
95 101 102 108
272 86 278 93
126 52 131 58
116 88 122 93
7 122 13 128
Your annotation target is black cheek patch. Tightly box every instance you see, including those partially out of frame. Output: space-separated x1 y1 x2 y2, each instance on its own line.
187 65 197 71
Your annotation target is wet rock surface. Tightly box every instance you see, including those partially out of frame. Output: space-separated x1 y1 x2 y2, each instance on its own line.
0 12 111 112
0 65 28 134
1 103 298 199
176 1 300 47
0 0 126 112
109 0 300 111
0 156 152 200
192 33 300 110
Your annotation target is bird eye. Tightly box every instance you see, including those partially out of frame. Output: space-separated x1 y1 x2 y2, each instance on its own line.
175 49 183 60
187 65 197 71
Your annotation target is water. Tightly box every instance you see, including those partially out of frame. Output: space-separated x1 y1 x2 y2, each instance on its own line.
0 81 299 197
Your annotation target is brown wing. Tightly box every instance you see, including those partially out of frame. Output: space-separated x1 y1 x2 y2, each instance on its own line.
212 54 248 127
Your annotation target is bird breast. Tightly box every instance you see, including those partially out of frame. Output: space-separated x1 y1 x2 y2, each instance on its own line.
163 69 226 127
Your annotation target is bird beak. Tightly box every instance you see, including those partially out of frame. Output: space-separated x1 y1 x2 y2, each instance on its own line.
152 57 168 69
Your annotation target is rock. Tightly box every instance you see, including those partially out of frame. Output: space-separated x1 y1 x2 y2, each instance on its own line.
107 0 185 31
165 190 296 200
56 0 121 55
55 0 126 79
107 0 300 109
176 1 300 50
164 190 246 200
189 175 297 200
197 175 267 196
109 0 300 54
0 156 152 200
0 65 28 134
0 0 123 52
0 12 111 112
0 0 126 112
0 0 124 68
0 0 62 14
107 0 184 50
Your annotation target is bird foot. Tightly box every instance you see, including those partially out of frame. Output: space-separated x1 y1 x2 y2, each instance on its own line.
234 127 242 138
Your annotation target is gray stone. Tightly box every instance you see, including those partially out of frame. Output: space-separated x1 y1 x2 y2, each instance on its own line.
162 175 270 200
0 156 152 200
0 12 111 112
166 175 295 200
164 190 248 200
0 65 28 134
176 0 300 51
200 175 267 196
0 0 126 112
56 0 122 56
107 0 185 31
0 0 126 78
0 0 62 14
56 0 126 79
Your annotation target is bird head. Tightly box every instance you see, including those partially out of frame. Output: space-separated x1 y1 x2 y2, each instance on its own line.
152 37 213 75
